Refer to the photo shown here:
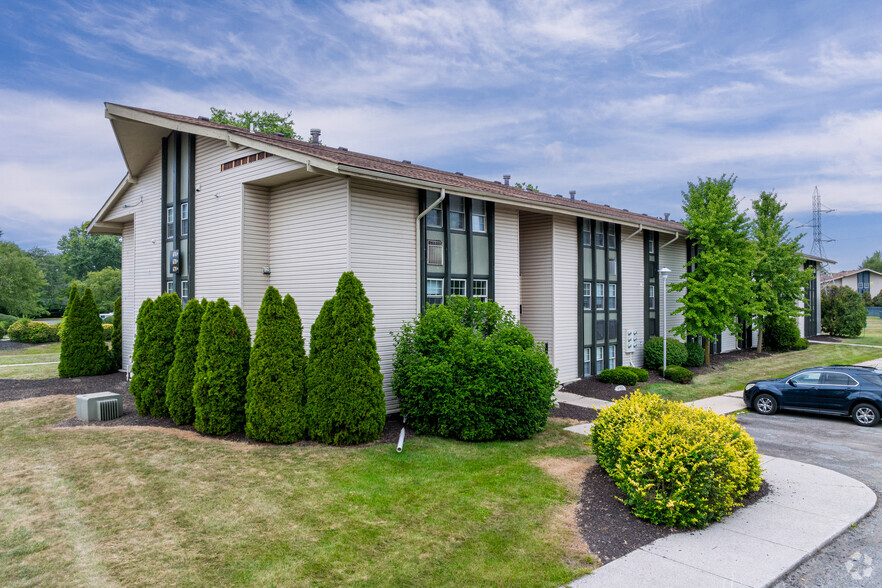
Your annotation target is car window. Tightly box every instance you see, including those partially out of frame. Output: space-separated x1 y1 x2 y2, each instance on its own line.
821 372 857 386
859 373 882 387
790 372 822 385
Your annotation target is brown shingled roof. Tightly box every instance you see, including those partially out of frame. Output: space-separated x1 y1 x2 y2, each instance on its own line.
114 104 687 233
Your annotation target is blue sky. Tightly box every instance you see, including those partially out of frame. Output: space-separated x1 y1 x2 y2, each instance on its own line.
1 0 880 270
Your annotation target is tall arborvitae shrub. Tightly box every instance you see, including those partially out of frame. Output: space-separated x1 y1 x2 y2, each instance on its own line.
245 288 308 443
129 298 154 414
111 296 123 370
59 287 110 377
59 285 79 341
193 299 251 435
307 272 385 445
140 293 181 417
165 298 204 425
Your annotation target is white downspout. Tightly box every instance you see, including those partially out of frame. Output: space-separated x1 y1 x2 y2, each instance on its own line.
659 231 680 249
415 189 446 314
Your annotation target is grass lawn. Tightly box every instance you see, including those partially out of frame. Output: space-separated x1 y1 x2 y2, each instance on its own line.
849 315 882 347
644 339 882 403
0 342 61 380
0 395 594 587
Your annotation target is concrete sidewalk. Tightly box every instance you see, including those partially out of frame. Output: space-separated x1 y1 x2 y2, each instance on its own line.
568 456 877 588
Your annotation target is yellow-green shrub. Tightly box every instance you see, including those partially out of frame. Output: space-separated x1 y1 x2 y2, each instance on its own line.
592 391 762 528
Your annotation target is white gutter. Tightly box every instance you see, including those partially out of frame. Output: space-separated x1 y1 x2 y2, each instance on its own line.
415 189 446 314
660 232 680 249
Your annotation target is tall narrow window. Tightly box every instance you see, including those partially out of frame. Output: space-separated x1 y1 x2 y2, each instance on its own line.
595 226 604 247
579 218 621 378
426 278 444 306
584 347 591 376
180 202 189 236
608 284 617 310
608 345 616 370
595 347 604 375
181 280 189 303
649 285 655 310
427 239 444 266
471 199 486 233
449 196 465 231
166 207 174 239
583 282 592 311
426 207 443 228
162 132 195 304
166 281 174 294
595 283 604 310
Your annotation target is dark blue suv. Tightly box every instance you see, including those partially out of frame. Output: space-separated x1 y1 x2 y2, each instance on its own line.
744 365 882 427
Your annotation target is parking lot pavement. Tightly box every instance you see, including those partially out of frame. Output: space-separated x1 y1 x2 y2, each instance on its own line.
737 411 882 587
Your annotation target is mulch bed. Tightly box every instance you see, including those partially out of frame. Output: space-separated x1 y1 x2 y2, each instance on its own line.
549 403 599 422
578 467 771 563
0 372 128 403
808 334 841 343
562 348 774 402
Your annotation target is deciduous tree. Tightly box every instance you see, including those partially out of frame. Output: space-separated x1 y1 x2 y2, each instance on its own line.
0 242 46 317
57 222 121 281
209 108 303 140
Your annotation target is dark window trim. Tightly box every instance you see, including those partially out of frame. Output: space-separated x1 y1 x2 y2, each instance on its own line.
160 132 196 303
579 218 621 378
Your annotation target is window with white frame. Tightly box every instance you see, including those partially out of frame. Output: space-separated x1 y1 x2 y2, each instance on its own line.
181 280 189 302
426 278 444 305
583 347 591 376
608 345 616 370
608 284 617 310
595 226 604 247
166 280 174 294
471 199 486 232
427 239 444 266
649 285 655 310
595 347 604 375
166 207 174 240
450 278 466 297
583 282 592 310
595 282 604 309
180 202 189 236
607 232 615 249
472 279 488 301
449 196 465 231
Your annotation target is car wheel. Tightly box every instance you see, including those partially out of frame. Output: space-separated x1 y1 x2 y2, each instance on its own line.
753 393 778 415
852 403 880 427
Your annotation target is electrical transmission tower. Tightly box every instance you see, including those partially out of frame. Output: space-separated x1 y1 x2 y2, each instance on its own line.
807 186 835 279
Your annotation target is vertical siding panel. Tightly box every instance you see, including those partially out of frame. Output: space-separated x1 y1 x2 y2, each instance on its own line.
519 212 554 355
269 176 349 352
620 229 644 367
494 204 520 318
658 237 687 340
349 179 419 413
552 215 579 382
121 222 135 370
242 185 271 334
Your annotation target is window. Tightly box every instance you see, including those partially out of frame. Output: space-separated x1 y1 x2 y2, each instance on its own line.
608 256 617 277
607 233 615 249
595 283 604 310
648 239 654 254
583 348 591 376
450 278 466 297
583 282 592 310
789 371 822 386
472 199 486 233
472 279 488 301
595 319 606 340
609 318 618 337
166 207 174 239
822 372 858 386
426 207 443 228
181 280 189 302
649 285 655 310
449 196 465 231
608 345 616 370
608 284 617 310
595 347 604 375
180 202 189 236
427 239 444 266
582 230 592 247
426 278 444 305
595 226 605 247
166 281 174 294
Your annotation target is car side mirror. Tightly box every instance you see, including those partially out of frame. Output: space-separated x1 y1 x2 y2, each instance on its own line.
787 380 796 387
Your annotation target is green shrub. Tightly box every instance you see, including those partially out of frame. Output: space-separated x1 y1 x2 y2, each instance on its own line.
821 286 866 338
592 391 762 528
684 341 704 367
622 366 649 382
129 298 154 415
7 319 60 344
873 291 882 307
137 293 181 417
58 288 110 377
862 291 873 307
763 314 800 351
598 366 638 386
0 322 6 339
245 288 308 443
307 272 385 445
59 285 78 342
792 337 809 351
111 297 122 370
660 365 694 384
393 296 558 442
0 312 18 325
165 299 205 425
643 336 687 369
102 315 114 324
193 299 251 436
102 323 112 340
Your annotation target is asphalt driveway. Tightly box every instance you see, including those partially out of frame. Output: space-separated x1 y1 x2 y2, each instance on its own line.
737 411 882 587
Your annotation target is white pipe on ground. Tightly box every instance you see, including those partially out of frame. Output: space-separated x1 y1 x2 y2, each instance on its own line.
396 415 408 453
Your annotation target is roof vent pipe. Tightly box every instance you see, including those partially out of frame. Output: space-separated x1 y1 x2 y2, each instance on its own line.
310 128 321 144
664 212 670 221
569 190 576 200
249 122 254 133
503 174 510 186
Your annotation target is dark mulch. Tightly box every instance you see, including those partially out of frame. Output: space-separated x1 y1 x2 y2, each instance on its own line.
0 340 31 352
549 403 599 422
562 348 775 402
809 334 841 343
0 372 128 403
578 466 771 563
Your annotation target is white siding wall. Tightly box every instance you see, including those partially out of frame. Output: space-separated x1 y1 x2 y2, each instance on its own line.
194 136 303 306
269 176 350 352
519 212 553 354
494 204 520 319
720 330 739 352
120 222 135 369
349 179 418 412
242 185 270 334
552 216 579 382
658 236 688 340
620 229 645 367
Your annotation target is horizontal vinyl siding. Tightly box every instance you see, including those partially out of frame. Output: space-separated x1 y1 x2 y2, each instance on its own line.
620 229 644 367
242 185 270 334
553 216 579 382
194 136 304 306
720 330 739 352
349 179 419 413
519 212 553 354
121 222 135 370
494 204 520 319
270 175 349 352
658 237 687 340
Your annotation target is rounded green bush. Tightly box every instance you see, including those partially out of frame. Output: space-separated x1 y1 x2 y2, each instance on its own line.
102 323 112 340
625 366 650 382
684 341 704 367
764 314 800 351
7 319 60 344
0 322 6 339
58 288 110 377
598 366 638 386
660 365 694 383
245 288 308 443
792 337 809 351
393 296 558 442
821 286 867 338
643 337 687 369
129 298 154 415
165 298 205 425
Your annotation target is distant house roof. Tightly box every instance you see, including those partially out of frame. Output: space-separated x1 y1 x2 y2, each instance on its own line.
821 268 882 283
94 103 687 234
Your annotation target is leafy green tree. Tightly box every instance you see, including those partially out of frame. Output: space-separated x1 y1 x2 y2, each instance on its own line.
209 108 303 140
139 293 181 417
57 222 121 281
58 288 110 377
193 300 251 435
860 251 882 274
129 299 154 415
0 242 46 317
750 191 814 352
671 175 757 363
245 288 308 443
27 247 69 316
872 291 882 307
821 286 866 337
73 267 121 313
165 298 205 425
514 182 540 193
111 296 122 370
307 272 385 446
